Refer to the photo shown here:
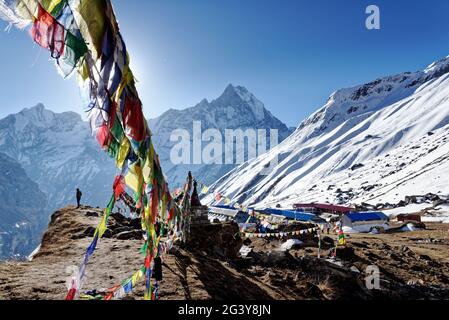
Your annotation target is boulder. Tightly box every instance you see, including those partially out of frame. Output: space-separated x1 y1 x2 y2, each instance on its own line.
350 163 364 171
85 211 99 217
335 246 357 261
186 221 243 259
83 226 96 237
114 230 143 240
110 213 127 224
321 236 335 248
256 250 298 268
130 218 142 230
111 226 132 235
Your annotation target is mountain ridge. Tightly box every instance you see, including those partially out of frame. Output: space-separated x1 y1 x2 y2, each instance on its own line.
0 84 292 257
205 55 449 208
0 153 47 259
0 104 115 211
147 83 293 187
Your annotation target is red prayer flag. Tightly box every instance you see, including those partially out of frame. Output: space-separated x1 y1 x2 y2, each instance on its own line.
96 124 112 148
122 92 146 142
30 4 65 59
144 255 152 268
65 288 76 300
167 207 174 221
113 175 126 199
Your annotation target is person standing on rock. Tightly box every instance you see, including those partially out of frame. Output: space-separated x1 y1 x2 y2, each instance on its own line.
76 188 82 208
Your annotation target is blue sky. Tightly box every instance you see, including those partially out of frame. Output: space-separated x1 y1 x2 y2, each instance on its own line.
1 0 449 126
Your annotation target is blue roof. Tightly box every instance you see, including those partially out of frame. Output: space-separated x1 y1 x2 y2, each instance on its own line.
345 212 388 222
213 205 256 212
261 208 322 222
213 205 235 210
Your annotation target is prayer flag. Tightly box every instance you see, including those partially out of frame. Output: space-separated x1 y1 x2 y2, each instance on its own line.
201 186 209 194
338 229 346 245
30 3 65 59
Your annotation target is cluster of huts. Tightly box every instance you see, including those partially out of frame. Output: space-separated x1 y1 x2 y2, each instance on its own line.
208 202 423 234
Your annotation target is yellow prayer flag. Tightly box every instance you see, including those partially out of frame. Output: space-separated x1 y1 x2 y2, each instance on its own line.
142 142 155 184
201 186 209 194
97 217 107 238
41 0 63 13
116 137 130 169
131 269 143 286
73 0 107 59
125 164 143 193
125 172 139 193
114 66 134 104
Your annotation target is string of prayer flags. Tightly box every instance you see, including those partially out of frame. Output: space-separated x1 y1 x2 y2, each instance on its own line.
0 0 185 301
243 227 318 238
196 180 240 208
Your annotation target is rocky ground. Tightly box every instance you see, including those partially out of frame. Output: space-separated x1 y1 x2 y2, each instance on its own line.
246 223 449 299
0 206 448 300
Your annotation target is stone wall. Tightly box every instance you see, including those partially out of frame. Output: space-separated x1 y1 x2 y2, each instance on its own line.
186 220 243 260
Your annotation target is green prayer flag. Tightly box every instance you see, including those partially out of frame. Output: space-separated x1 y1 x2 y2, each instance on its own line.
64 31 88 67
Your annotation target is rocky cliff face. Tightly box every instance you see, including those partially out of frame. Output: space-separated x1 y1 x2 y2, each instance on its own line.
0 153 47 259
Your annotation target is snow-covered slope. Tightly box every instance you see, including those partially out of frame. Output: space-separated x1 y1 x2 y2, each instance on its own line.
148 84 293 187
205 56 449 208
0 104 116 211
0 153 47 259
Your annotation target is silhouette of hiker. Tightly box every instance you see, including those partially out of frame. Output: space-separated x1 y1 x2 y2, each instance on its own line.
76 188 82 208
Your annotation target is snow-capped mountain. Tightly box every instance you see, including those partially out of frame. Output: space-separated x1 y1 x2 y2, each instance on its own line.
0 86 290 257
0 104 116 211
0 86 291 208
148 84 293 187
205 56 449 208
0 153 47 259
